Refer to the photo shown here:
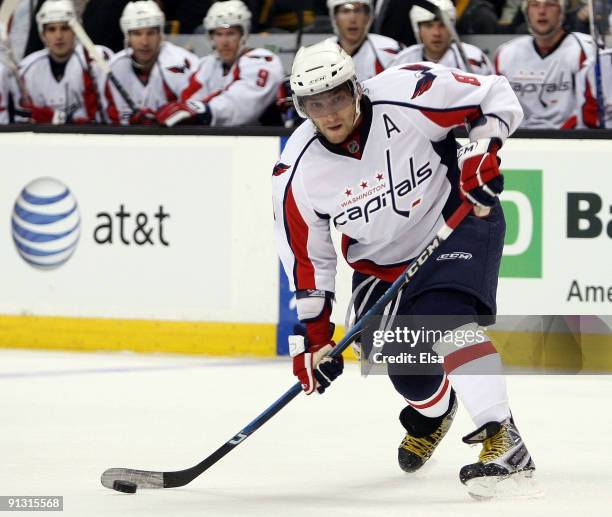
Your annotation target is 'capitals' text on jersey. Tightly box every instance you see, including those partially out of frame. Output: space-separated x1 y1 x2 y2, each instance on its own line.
272 64 522 294
495 32 594 129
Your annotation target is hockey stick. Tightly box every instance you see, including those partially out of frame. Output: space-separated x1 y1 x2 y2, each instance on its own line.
412 0 475 74
67 17 138 113
100 199 474 490
587 0 606 128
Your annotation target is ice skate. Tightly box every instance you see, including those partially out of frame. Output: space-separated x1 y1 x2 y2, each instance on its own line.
460 417 538 500
398 390 457 472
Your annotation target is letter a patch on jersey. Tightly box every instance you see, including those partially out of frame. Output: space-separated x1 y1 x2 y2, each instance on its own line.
403 64 437 99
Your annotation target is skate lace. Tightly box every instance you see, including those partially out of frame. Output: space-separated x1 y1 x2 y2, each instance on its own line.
478 425 511 463
400 427 442 459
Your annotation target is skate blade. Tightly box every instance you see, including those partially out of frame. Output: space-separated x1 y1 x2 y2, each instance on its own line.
465 470 543 501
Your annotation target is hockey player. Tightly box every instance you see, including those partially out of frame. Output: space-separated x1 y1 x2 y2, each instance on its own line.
575 48 612 128
272 40 535 497
156 1 283 127
494 0 594 129
391 0 493 75
105 0 199 125
16 0 112 124
326 0 402 82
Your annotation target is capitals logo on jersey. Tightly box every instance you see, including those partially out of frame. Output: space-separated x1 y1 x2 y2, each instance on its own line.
273 162 290 177
403 64 437 99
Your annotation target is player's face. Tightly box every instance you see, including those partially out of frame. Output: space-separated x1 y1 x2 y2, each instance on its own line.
419 20 451 59
128 27 162 67
304 86 357 144
211 27 242 64
526 0 563 37
335 3 370 46
42 23 75 61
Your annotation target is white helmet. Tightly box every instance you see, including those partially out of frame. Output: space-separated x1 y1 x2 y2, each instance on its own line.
290 38 359 119
120 1 165 36
327 0 372 37
409 0 455 43
204 1 251 45
36 0 76 35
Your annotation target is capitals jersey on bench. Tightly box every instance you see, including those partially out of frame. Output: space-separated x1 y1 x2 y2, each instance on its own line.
105 41 198 124
272 64 522 296
391 42 493 75
17 43 113 123
180 47 283 126
494 32 594 129
575 48 612 128
329 34 403 82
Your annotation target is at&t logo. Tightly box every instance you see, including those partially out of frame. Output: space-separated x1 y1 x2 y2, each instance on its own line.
12 177 80 269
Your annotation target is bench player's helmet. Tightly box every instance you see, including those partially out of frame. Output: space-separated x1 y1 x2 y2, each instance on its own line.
120 0 165 36
290 39 361 120
36 0 76 35
409 0 456 44
204 0 251 48
327 0 373 37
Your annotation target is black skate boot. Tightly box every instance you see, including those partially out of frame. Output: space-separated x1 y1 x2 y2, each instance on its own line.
460 417 536 499
398 390 457 473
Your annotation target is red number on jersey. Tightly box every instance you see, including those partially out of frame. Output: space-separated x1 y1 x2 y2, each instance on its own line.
452 72 481 87
256 69 269 87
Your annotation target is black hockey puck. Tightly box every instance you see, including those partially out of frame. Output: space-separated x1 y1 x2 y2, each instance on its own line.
113 480 137 494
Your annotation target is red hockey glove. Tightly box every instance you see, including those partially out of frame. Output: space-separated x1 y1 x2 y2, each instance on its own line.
290 336 344 395
457 138 503 210
156 100 211 127
129 108 157 125
20 102 66 124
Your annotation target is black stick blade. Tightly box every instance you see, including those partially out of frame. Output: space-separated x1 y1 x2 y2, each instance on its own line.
101 468 164 489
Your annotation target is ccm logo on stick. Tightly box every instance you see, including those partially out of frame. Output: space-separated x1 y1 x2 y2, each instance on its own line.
228 433 247 445
437 252 472 261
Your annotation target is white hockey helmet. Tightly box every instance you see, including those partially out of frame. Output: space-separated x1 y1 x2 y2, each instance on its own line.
120 1 165 36
409 0 456 43
204 0 251 45
327 0 373 37
36 0 76 34
290 38 360 119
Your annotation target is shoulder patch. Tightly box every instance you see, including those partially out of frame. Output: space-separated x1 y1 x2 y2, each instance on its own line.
273 162 290 176
402 65 437 99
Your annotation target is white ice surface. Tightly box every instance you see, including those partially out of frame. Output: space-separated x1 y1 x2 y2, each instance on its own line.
1 349 611 517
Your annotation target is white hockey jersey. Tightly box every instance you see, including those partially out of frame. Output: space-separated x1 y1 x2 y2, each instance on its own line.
495 32 594 129
17 43 113 123
105 41 199 124
391 42 493 75
0 63 10 124
180 47 283 126
330 34 403 82
272 64 522 293
575 48 612 128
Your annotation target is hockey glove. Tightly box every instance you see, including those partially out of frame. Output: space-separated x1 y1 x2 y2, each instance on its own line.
457 138 503 210
156 100 211 127
289 324 343 395
129 108 157 125
19 102 66 124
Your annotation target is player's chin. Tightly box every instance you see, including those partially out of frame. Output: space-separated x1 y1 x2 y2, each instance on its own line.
322 125 348 144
